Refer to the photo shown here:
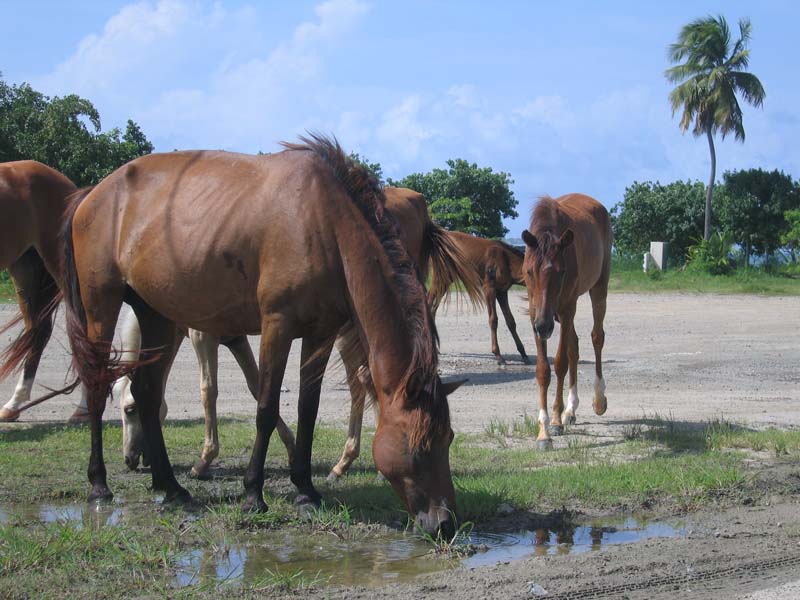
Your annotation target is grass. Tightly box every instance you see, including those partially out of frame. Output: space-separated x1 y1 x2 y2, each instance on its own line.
1 417 799 597
609 256 800 296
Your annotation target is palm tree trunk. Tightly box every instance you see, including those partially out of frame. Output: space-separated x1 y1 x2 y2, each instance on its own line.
705 126 716 241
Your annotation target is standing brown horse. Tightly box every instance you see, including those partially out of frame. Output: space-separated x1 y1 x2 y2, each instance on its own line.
521 194 612 449
0 161 76 422
45 135 461 536
430 231 529 365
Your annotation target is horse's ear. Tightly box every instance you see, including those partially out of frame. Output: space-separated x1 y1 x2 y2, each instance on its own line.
441 378 468 396
559 229 574 249
522 229 538 250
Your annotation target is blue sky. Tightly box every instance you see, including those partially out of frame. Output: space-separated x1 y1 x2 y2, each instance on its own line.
1 1 797 236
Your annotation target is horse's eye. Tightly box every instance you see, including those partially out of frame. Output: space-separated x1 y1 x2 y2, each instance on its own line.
124 406 137 415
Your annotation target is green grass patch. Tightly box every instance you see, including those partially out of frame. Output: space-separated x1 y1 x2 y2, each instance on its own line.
609 257 800 295
1 417 798 596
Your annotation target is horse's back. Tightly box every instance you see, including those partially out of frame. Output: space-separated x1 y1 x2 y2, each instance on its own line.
71 149 349 335
384 187 428 264
555 193 612 292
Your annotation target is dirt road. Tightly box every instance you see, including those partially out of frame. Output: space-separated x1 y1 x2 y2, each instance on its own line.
2 291 799 599
3 291 799 433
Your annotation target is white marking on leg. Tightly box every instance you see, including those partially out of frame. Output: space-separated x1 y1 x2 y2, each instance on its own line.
565 386 579 416
594 376 606 400
538 408 550 430
4 375 33 411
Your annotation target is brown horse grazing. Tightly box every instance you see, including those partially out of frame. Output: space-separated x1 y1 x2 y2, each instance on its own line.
0 161 77 422
430 231 530 366
521 194 612 449
327 187 481 480
49 135 461 536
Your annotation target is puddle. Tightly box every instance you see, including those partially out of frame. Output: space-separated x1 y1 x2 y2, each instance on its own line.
465 518 686 567
1 501 686 588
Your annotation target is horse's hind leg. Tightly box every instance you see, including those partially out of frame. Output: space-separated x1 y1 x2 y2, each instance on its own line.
291 334 335 506
0 251 57 422
485 279 504 366
128 297 189 502
497 289 529 364
589 284 608 416
226 335 295 463
188 329 221 479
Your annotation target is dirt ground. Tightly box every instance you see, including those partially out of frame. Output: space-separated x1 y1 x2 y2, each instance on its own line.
2 291 800 599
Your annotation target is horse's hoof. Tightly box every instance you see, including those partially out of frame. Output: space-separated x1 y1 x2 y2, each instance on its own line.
521 356 531 365
326 471 341 483
68 410 90 424
496 358 506 368
0 407 21 422
190 463 212 480
375 472 385 483
564 414 577 426
242 496 268 514
165 486 192 505
549 424 564 437
537 439 553 451
594 397 608 416
88 486 114 503
294 492 322 508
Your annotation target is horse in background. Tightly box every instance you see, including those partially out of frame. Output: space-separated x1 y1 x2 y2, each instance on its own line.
33 134 462 536
111 309 295 478
429 231 530 366
0 161 79 422
521 194 612 449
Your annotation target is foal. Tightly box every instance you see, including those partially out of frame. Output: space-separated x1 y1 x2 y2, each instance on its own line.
522 194 612 448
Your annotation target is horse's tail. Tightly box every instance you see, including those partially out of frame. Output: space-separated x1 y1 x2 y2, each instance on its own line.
0 250 60 381
16 186 148 412
425 225 483 314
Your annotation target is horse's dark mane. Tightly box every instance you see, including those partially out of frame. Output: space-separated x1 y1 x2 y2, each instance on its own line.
281 133 448 451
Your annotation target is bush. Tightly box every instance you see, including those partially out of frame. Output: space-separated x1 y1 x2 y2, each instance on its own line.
686 232 735 275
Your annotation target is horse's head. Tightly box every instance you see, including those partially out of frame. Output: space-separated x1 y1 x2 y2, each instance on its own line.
372 376 465 539
521 228 574 340
118 375 167 470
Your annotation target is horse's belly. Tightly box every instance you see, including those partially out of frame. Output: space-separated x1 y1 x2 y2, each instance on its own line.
126 256 262 336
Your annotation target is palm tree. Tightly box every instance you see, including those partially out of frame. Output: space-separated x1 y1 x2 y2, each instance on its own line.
665 15 765 241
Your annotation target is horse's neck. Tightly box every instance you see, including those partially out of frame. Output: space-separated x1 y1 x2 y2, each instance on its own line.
336 225 418 392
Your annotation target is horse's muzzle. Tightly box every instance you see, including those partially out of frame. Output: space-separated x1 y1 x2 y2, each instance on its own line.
534 318 554 340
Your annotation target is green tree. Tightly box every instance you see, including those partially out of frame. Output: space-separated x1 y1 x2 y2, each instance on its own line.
389 159 517 238
781 209 800 263
717 168 800 264
0 73 153 186
610 180 706 263
665 15 766 241
348 151 383 184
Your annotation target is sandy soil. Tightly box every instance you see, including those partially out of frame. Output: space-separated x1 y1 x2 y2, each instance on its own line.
2 291 800 599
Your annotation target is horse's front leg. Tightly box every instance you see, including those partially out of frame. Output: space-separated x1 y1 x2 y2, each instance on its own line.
534 334 552 450
242 317 292 513
551 302 576 435
226 335 295 463
291 335 335 506
328 354 367 481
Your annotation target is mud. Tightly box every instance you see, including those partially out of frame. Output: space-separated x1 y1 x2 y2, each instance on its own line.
2 292 800 598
